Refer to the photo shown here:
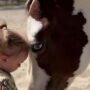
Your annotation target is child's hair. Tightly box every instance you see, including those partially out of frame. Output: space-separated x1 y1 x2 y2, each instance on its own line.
0 24 29 56
0 19 7 29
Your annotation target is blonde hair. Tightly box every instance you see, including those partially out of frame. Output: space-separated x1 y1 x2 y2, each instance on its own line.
0 19 7 29
0 29 29 56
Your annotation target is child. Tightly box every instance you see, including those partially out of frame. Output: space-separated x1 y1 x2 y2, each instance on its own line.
0 22 29 90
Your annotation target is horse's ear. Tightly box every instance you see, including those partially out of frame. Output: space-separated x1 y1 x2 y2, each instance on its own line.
26 0 40 19
26 0 33 12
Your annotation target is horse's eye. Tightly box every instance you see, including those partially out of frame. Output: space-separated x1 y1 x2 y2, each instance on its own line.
31 42 45 53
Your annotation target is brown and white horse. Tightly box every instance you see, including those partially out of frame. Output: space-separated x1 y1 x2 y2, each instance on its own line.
26 0 90 90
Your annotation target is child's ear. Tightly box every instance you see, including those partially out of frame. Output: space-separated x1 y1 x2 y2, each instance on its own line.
0 54 8 62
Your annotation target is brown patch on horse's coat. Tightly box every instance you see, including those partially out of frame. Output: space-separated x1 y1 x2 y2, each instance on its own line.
27 0 88 89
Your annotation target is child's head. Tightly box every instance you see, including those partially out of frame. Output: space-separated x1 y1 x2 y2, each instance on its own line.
0 24 29 72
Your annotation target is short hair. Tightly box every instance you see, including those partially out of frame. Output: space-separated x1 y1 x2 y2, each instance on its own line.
0 29 29 56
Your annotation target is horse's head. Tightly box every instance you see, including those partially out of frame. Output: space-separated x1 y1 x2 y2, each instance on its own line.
26 0 88 89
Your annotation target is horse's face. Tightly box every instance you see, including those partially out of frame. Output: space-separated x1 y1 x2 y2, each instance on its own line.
26 0 88 89
26 0 87 75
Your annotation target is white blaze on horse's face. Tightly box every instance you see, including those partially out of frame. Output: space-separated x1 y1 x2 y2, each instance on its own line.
26 1 50 89
27 16 43 43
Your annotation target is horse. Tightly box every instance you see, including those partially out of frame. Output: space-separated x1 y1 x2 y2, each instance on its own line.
26 0 90 90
